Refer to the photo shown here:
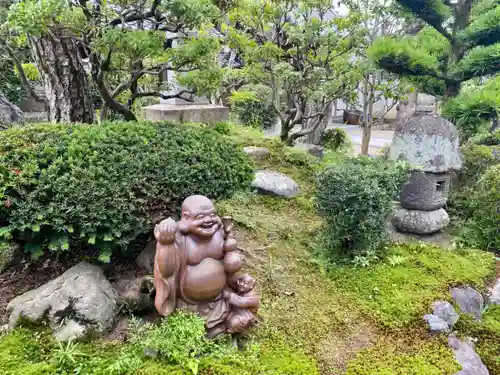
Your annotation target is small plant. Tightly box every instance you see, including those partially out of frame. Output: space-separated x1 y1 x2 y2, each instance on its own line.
319 128 351 152
387 254 406 266
231 91 277 129
283 147 316 168
211 121 232 135
315 156 409 261
52 341 88 370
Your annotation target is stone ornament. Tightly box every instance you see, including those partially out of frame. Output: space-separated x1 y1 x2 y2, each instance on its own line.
389 111 462 235
153 195 259 338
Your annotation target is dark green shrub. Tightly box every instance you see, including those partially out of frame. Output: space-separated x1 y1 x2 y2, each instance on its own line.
0 121 253 260
232 96 277 129
456 164 500 252
319 128 350 152
315 157 409 261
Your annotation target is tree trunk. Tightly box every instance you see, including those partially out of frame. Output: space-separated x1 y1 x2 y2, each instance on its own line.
31 32 94 123
304 103 331 144
361 77 370 155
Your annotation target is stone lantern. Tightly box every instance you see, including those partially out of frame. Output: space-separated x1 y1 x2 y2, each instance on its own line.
389 111 462 235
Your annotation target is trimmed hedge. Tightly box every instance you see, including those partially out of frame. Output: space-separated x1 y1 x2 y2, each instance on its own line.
0 121 253 259
315 157 409 261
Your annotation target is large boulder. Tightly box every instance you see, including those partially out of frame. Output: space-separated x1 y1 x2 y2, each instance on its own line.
0 242 19 273
115 276 155 313
243 146 270 160
136 240 156 273
0 92 23 127
392 207 449 235
489 278 500 305
294 143 325 158
448 336 489 375
7 262 118 341
251 170 300 198
451 286 484 320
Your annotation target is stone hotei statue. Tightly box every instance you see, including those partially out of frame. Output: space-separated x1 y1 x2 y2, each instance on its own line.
153 195 260 337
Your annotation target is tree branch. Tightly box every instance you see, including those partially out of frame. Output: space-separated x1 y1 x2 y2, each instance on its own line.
132 90 195 101
3 43 44 103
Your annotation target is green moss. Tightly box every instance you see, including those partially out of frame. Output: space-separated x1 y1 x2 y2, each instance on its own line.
1 124 497 375
454 305 500 374
345 338 461 375
328 244 495 328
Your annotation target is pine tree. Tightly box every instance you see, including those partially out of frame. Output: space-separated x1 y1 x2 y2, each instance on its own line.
368 0 500 135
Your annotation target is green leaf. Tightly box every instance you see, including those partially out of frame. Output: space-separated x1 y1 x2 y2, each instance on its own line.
98 250 111 264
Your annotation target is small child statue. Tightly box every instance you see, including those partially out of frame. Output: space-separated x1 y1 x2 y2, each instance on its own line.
223 274 260 334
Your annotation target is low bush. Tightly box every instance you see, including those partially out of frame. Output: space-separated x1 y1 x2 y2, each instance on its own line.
460 143 500 184
456 164 500 252
319 128 351 152
0 121 253 260
231 91 277 129
315 156 409 262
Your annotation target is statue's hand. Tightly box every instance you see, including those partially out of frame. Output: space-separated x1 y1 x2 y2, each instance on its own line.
223 290 233 301
154 218 178 244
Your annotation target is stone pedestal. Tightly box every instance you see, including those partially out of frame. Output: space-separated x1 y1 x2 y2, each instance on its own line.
143 104 229 124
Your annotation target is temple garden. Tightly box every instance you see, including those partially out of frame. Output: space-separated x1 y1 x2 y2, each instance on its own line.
0 0 499 374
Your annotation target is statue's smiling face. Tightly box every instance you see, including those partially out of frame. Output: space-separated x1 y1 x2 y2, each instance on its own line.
185 204 221 238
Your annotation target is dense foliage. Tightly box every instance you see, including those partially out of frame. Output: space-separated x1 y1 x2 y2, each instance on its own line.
315 157 409 262
225 0 362 143
370 0 500 137
319 128 351 152
231 92 277 130
455 164 500 252
0 121 253 260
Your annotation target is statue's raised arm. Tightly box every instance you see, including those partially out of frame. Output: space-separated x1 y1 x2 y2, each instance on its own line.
153 218 180 316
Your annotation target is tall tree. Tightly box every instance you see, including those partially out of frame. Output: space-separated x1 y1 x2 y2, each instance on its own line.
348 0 409 154
6 0 223 122
369 0 500 136
7 0 94 123
225 0 362 144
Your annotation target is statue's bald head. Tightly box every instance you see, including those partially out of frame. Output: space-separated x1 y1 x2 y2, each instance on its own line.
179 195 220 238
181 195 214 215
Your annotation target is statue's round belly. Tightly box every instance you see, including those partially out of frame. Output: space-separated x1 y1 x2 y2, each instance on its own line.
184 258 227 301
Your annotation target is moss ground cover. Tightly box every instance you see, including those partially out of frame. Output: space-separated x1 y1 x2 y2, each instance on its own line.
0 123 498 375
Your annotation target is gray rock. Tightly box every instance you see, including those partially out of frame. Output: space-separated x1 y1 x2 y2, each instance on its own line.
0 242 19 273
115 276 155 313
451 286 484 320
424 314 450 334
0 92 23 126
294 143 324 158
433 301 459 327
389 113 462 173
7 262 118 340
54 319 87 342
251 170 300 198
489 278 500 305
448 336 489 375
392 208 450 234
136 240 155 273
243 146 270 160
